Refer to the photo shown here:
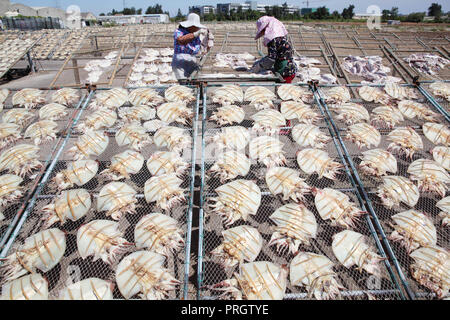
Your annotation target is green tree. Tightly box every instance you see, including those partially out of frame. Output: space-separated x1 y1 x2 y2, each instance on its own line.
428 3 442 21
341 5 355 19
175 9 184 22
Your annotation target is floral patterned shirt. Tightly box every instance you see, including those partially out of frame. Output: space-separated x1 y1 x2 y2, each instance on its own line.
173 27 201 55
267 36 297 78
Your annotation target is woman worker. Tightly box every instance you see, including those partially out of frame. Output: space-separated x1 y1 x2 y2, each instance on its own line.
172 13 208 82
251 16 297 83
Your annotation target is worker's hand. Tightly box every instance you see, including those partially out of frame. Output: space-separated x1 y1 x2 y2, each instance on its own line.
193 29 207 38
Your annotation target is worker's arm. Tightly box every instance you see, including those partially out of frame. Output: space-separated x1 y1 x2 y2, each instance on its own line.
176 29 206 46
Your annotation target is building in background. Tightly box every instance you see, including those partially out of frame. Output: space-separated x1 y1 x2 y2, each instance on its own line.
217 1 300 15
353 13 382 20
189 5 216 16
97 14 170 25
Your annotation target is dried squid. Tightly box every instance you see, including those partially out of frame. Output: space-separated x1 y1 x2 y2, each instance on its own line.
0 174 23 207
41 189 91 229
134 213 184 256
384 83 418 100
146 151 188 177
346 123 381 149
164 85 195 103
119 105 156 123
0 123 21 149
59 278 113 300
323 86 351 104
332 230 384 277
157 102 193 126
432 146 450 171
53 160 98 190
128 88 165 107
0 228 66 283
249 136 286 167
330 102 370 125
51 88 80 106
210 105 245 126
387 127 423 158
315 188 365 229
358 86 390 105
0 144 42 177
209 151 250 182
377 176 420 209
398 100 438 122
437 196 450 227
211 85 244 105
292 124 330 149
210 126 250 151
24 120 58 145
116 251 180 300
390 210 437 253
97 182 137 220
77 220 131 265
67 130 109 160
370 106 404 128
144 174 186 211
78 109 117 130
423 122 450 146
89 88 128 110
209 180 261 227
407 159 449 198
1 274 48 300
269 203 317 254
429 82 450 101
244 86 276 110
209 261 287 300
101 150 144 181
290 252 344 300
251 109 286 135
266 167 311 203
211 225 263 268
154 126 191 154
297 148 342 180
12 88 46 109
280 101 320 125
39 103 68 121
359 149 397 176
278 84 312 103
2 109 34 128
116 124 152 151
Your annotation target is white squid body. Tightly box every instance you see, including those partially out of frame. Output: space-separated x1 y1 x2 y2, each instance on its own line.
89 88 129 110
59 278 113 300
78 109 117 130
297 148 342 180
432 146 450 171
249 136 286 167
410 246 450 299
143 119 169 133
41 189 91 229
154 126 191 154
332 230 384 277
280 101 320 125
384 83 417 100
2 109 35 128
164 85 195 103
330 102 370 125
323 86 351 104
51 88 80 106
359 149 397 176
377 176 420 209
278 84 312 103
407 159 450 198
315 188 365 229
251 109 286 135
1 274 48 300
101 150 144 180
423 122 450 146
116 124 152 151
0 174 23 206
358 86 390 104
209 151 250 183
390 210 437 253
269 203 317 255
67 130 109 160
147 151 188 177
24 120 58 145
398 100 438 122
211 225 263 268
210 179 261 227
157 102 193 126
437 196 450 227
0 88 9 106
116 251 180 300
210 261 287 300
211 85 244 106
211 126 250 151
387 127 423 158
292 124 330 149
244 86 276 110
0 228 66 283
12 88 46 109
266 167 311 203
97 182 137 220
0 123 21 149
0 144 42 177
371 106 404 129
346 123 381 149
210 105 245 126
77 219 132 265
119 105 156 123
429 82 450 102
134 213 184 256
144 174 185 211
128 88 165 107
39 103 68 121
54 160 98 190
290 252 344 300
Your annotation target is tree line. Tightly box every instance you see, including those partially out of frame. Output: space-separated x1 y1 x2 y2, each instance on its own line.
100 4 169 16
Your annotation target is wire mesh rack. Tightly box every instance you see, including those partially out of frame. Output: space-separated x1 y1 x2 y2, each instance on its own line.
0 85 200 300
316 83 450 300
0 88 88 252
197 83 405 300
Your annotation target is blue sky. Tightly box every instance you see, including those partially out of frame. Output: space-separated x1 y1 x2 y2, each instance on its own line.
17 0 450 16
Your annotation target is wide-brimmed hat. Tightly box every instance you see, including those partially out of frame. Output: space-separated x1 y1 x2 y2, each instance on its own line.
180 13 206 29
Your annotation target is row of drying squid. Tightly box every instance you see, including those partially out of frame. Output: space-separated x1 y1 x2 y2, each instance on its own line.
0 85 202 300
202 83 449 300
